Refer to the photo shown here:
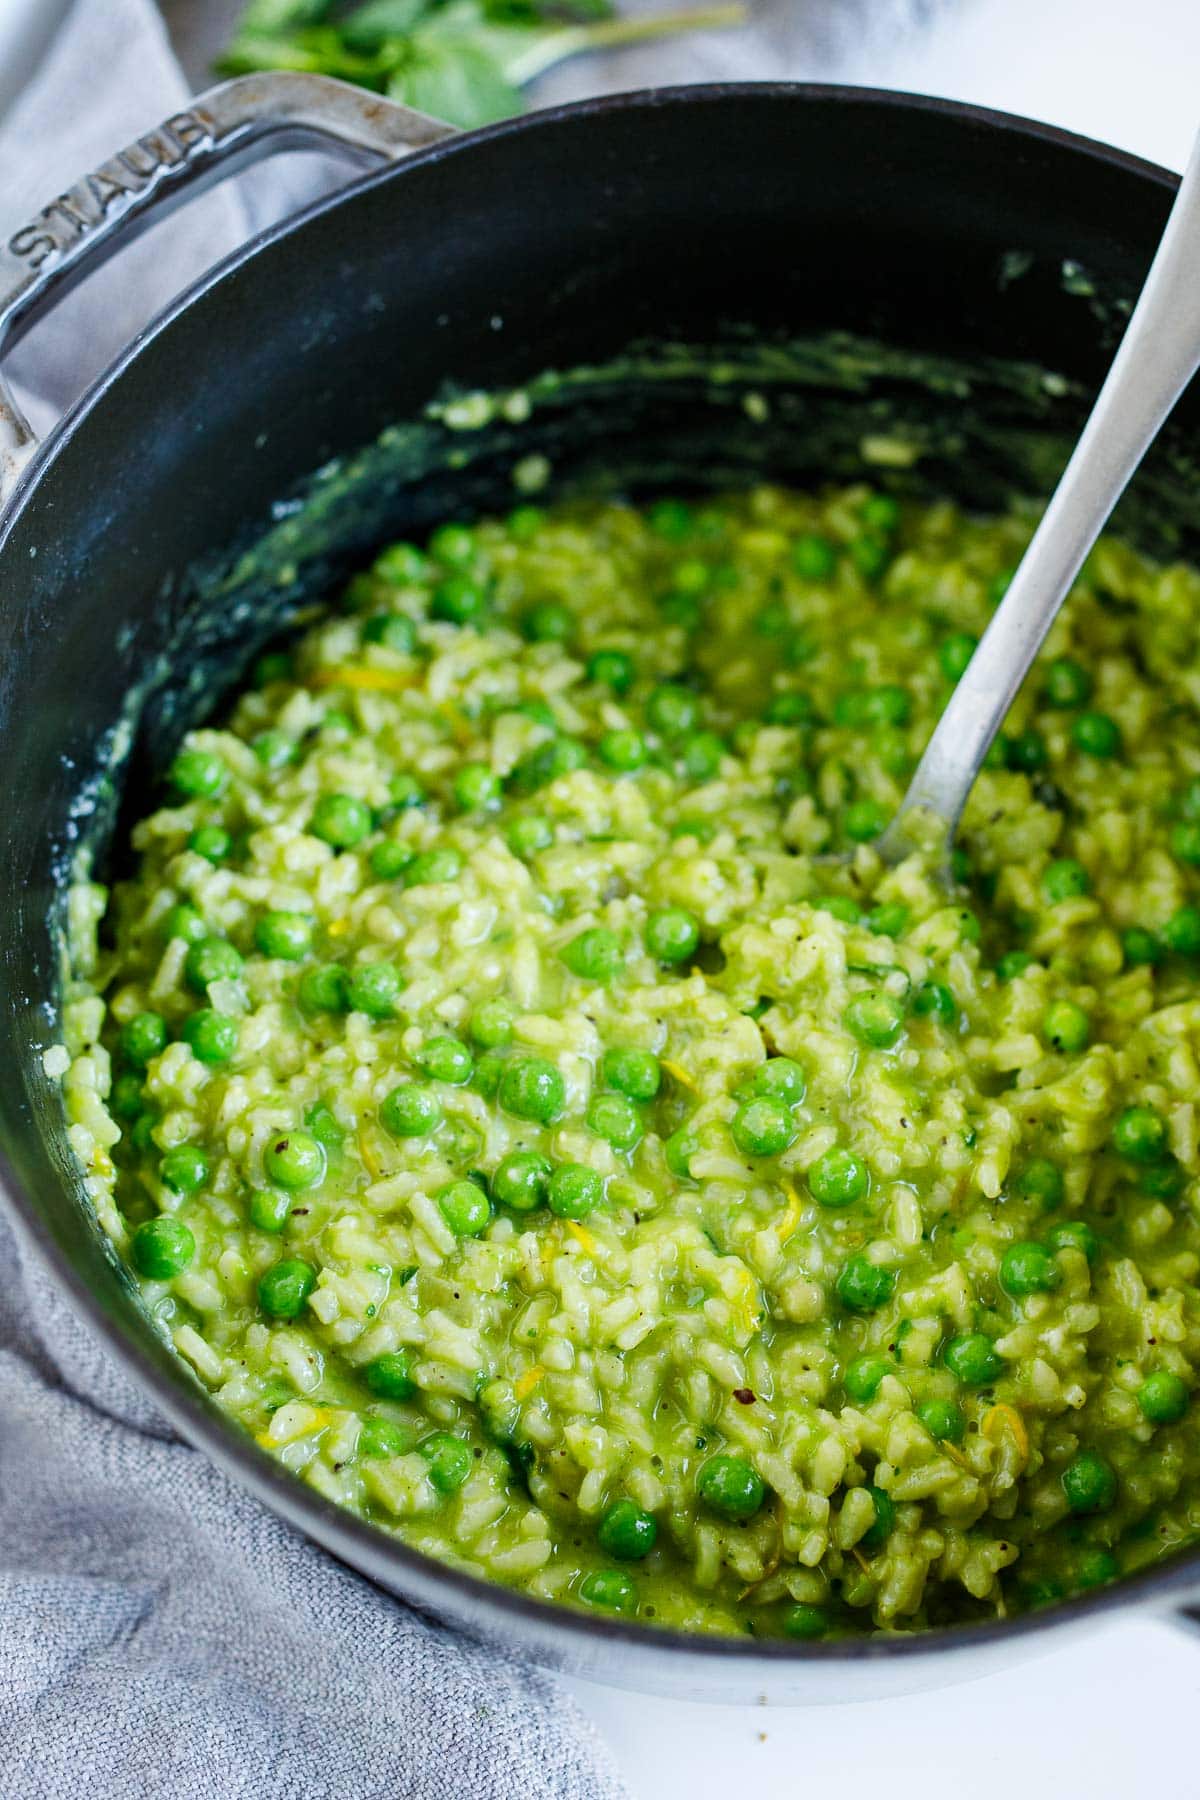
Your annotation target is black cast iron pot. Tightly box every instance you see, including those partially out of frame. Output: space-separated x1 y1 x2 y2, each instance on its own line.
2 74 1200 1701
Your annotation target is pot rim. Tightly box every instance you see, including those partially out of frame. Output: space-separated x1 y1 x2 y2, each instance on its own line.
3 79 1195 1671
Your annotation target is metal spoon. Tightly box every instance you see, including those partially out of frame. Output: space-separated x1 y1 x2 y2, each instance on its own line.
873 124 1200 874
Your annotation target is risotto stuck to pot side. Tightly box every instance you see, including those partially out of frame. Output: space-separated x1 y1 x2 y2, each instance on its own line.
54 483 1200 1637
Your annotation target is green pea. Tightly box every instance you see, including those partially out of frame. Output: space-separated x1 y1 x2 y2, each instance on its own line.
599 729 648 772
1137 1370 1189 1424
248 1188 291 1234
417 1430 473 1494
843 1354 890 1404
364 1349 416 1401
507 738 588 795
499 1058 565 1124
996 951 1034 984
119 1011 167 1069
370 841 414 881
944 1332 1002 1385
378 538 431 580
1061 1451 1116 1515
1003 728 1049 774
159 1145 208 1195
380 1084 442 1139
253 650 293 687
161 903 206 946
645 907 700 965
548 1163 603 1220
131 1216 195 1279
507 505 544 542
597 1499 657 1561
912 980 957 1025
697 1454 765 1521
1042 1000 1090 1053
649 499 693 540
363 612 416 653
1164 905 1200 953
861 492 900 534
809 1147 869 1207
263 1130 325 1191
844 992 906 1049
792 533 837 580
917 1398 965 1444
1122 927 1163 968
813 894 862 925
1073 711 1121 758
867 902 909 939
1014 1158 1064 1210
843 799 888 843
432 574 487 625
184 936 243 995
1171 820 1200 865
860 1484 896 1550
472 1051 505 1100
298 963 350 1014
188 825 231 865
587 649 635 693
939 633 978 682
848 534 891 582
1111 1105 1168 1162
168 747 226 799
663 1126 699 1181
254 911 314 962
453 764 501 812
764 691 816 728
251 731 295 772
1042 859 1089 903
681 731 725 782
130 1112 160 1154
1139 1157 1185 1197
358 1417 410 1460
670 815 718 844
471 999 515 1047
602 1048 661 1101
309 793 371 850
506 814 553 858
522 601 573 644
111 1072 146 1122
731 1097 796 1158
836 1255 895 1313
579 1569 637 1613
562 927 624 983
646 683 698 739
1043 657 1092 707
741 1058 806 1106
1000 1241 1061 1297
181 1009 238 1066
437 1178 491 1237
492 1150 552 1213
257 1257 317 1319
347 962 403 1018
1045 1220 1099 1264
416 1037 473 1085
587 1092 643 1152
387 774 426 812
1072 1548 1119 1591
782 1604 828 1640
404 848 462 888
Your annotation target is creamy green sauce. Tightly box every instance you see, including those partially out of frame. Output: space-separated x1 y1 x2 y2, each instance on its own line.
58 482 1200 1637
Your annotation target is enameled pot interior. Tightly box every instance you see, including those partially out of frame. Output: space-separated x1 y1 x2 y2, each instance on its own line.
3 88 1200 1690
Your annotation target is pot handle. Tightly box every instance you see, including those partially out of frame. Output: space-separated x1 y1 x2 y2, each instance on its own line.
0 71 456 505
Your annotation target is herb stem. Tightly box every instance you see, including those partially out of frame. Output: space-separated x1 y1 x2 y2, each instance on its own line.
507 3 746 84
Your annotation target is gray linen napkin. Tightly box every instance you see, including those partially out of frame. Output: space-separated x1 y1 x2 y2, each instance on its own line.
0 3 946 1792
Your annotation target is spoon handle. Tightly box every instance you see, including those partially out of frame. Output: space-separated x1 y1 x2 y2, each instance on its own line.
880 124 1200 860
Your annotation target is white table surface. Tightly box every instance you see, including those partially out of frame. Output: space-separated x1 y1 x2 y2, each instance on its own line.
4 0 1200 1792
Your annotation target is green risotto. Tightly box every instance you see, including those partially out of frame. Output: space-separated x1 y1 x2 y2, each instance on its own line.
55 483 1200 1637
